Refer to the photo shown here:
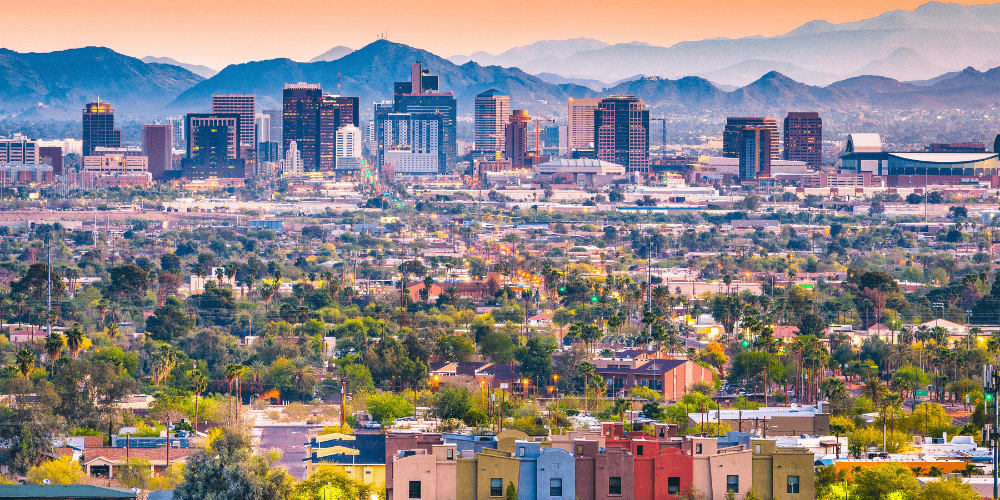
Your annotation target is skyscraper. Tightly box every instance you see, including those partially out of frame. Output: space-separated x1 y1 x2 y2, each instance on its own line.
783 112 822 167
723 117 779 160
39 147 62 176
335 125 363 173
283 83 322 171
142 124 172 180
505 110 531 168
393 63 457 170
475 89 510 153
380 112 443 176
82 101 121 157
212 94 256 147
739 128 772 180
263 109 283 147
255 113 271 144
182 113 245 180
168 117 185 150
568 98 600 150
319 95 360 171
594 95 649 174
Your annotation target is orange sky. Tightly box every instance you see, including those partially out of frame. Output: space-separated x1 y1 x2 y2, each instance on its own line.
7 0 999 69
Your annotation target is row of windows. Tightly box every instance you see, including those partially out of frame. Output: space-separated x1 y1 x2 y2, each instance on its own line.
887 167 996 176
405 473 801 498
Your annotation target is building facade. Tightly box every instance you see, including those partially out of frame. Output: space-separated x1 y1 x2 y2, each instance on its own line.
82 101 121 157
319 95 360 171
594 96 649 175
79 154 150 189
212 94 256 147
142 124 173 180
475 89 511 153
568 98 600 151
739 128 772 180
182 114 245 180
283 83 323 171
380 113 444 176
335 125 363 173
39 146 62 175
783 112 822 167
506 110 532 168
393 63 457 170
0 134 38 164
723 117 779 161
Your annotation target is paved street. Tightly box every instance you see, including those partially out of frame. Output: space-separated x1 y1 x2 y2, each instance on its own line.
254 424 319 480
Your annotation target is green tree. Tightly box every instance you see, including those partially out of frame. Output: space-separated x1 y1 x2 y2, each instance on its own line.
104 264 151 302
517 337 557 384
434 387 473 420
146 297 196 342
913 477 981 500
175 427 293 500
366 393 414 424
506 481 517 500
852 462 919 500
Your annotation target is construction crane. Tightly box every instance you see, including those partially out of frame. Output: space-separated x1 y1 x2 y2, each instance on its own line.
652 116 668 157
533 117 554 164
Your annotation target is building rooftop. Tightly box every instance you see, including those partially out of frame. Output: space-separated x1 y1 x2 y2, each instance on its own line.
888 152 998 163
845 133 882 153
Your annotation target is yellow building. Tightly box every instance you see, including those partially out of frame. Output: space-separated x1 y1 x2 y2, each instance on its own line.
304 431 386 490
751 439 815 500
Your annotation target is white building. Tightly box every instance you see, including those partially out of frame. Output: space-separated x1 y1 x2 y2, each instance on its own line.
283 140 303 174
0 133 39 164
167 117 186 151
383 113 442 176
255 113 271 144
335 125 363 171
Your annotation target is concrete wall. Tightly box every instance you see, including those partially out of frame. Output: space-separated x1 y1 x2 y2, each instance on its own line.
574 440 600 500
751 440 816 500
477 448 521 499
707 448 753 500
537 447 576 500
595 447 634 500
456 457 477 500
386 433 443 497
516 441 541 500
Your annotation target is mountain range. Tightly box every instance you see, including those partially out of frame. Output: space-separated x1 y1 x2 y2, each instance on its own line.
141 56 217 79
450 1 1000 87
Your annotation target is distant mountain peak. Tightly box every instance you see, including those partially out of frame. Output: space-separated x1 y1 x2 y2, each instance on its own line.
309 46 354 63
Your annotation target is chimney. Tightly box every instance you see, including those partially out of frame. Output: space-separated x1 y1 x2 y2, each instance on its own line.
411 62 423 95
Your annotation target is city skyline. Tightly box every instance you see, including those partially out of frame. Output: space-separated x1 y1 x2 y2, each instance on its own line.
3 0 997 69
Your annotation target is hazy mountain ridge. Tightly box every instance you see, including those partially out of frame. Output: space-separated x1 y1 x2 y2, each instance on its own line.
0 47 203 118
141 56 217 78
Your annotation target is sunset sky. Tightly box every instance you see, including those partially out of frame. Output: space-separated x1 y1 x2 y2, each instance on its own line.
7 0 999 69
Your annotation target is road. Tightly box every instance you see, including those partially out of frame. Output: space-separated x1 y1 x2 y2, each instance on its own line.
254 424 319 480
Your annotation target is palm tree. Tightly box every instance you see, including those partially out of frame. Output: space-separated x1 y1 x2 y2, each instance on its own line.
15 348 34 377
189 369 207 430
44 332 63 371
863 378 888 407
65 325 84 358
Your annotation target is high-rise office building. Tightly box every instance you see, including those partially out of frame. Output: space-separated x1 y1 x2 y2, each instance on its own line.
39 147 62 175
283 83 322 171
181 113 245 179
723 117 779 160
393 63 456 170
0 134 39 164
783 112 822 167
475 89 510 153
335 125 363 172
263 109 282 146
319 95 360 171
255 113 271 144
505 110 531 168
380 112 443 176
212 94 256 147
168 117 185 150
284 141 303 174
594 95 649 174
82 101 121 157
739 128 772 180
568 97 600 150
142 124 173 180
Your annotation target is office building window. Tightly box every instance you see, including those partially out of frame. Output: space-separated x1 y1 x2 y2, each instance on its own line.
636 445 644 456
609 477 622 495
577 445 584 455
696 443 703 454
727 475 739 493
550 478 563 496
446 449 454 460
518 447 525 457
755 444 761 455
787 476 800 494
408 481 421 499
490 478 503 497
668 477 681 494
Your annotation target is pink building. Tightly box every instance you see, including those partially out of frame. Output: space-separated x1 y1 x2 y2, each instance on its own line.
391 444 458 500
685 436 753 500
575 440 635 500
385 433 444 498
